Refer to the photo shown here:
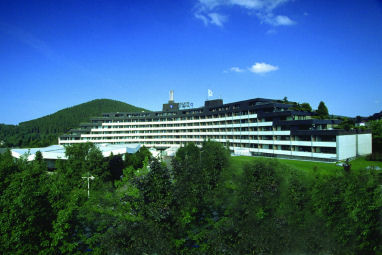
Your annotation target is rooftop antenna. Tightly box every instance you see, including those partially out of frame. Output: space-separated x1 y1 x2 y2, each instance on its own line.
169 90 174 102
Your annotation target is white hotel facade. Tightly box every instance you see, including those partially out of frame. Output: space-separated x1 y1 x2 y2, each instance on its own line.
59 94 372 161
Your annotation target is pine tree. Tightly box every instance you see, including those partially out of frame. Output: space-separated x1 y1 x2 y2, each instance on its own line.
316 101 329 118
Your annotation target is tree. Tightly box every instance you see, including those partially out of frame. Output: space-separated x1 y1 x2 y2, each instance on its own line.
35 150 43 162
0 149 19 194
311 170 381 254
227 159 283 254
300 102 312 112
368 119 382 153
316 101 329 118
108 153 125 187
338 117 355 131
0 158 54 254
86 158 174 254
49 189 87 254
201 141 230 185
170 142 231 252
125 146 151 169
291 102 312 112
171 143 203 241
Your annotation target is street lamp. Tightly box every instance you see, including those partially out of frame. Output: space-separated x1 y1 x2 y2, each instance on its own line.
82 173 95 198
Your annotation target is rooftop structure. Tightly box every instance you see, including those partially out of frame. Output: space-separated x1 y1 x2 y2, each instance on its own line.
59 93 372 161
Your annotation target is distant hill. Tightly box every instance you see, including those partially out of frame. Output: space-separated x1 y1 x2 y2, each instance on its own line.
368 110 382 121
0 99 147 148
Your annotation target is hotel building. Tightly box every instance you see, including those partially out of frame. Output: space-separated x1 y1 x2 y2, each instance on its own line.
59 93 372 161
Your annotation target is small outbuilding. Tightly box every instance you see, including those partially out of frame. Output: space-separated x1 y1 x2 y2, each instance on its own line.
11 143 141 169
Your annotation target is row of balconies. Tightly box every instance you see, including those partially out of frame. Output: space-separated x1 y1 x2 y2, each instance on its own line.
84 131 291 138
89 128 286 134
100 114 259 125
58 138 337 158
60 136 336 148
91 122 274 132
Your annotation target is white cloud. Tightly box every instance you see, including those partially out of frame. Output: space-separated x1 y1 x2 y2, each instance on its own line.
208 13 227 26
195 12 227 27
256 13 295 26
226 62 278 74
229 0 264 9
249 62 279 73
230 67 245 72
195 0 295 27
195 13 209 25
274 15 295 25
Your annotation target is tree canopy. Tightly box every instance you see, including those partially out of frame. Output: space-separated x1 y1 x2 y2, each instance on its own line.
0 141 381 254
291 102 312 112
316 101 329 118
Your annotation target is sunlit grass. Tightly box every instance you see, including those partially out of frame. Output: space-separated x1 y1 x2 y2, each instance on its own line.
228 155 382 176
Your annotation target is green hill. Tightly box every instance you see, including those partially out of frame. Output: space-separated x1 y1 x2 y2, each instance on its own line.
0 99 148 148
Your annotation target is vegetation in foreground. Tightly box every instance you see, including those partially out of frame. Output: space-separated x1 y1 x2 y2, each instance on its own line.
0 141 381 254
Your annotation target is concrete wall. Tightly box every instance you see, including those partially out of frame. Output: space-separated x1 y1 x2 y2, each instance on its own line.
356 133 372 156
233 147 252 156
336 135 357 160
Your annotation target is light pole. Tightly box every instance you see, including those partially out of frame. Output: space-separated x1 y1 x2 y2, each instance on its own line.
82 173 95 198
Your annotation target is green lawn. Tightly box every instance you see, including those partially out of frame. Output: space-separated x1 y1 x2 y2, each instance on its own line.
220 155 382 204
229 156 382 176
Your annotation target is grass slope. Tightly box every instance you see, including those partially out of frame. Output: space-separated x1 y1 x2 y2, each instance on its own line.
0 99 147 147
222 155 382 193
230 156 382 176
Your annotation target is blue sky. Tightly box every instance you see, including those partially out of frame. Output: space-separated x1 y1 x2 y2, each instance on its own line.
1 0 381 124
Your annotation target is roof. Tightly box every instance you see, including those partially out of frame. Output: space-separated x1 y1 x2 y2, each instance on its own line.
11 143 141 161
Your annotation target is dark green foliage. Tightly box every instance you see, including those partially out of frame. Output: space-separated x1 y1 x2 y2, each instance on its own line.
369 119 382 153
316 101 329 118
35 150 43 162
0 149 19 194
291 102 312 112
59 143 110 194
48 143 112 254
300 102 312 112
108 153 125 185
0 141 381 254
201 140 230 189
170 142 231 253
132 159 174 253
337 117 355 131
365 119 382 159
366 152 382 161
0 157 54 254
125 146 152 169
311 171 381 254
231 160 283 254
0 99 147 147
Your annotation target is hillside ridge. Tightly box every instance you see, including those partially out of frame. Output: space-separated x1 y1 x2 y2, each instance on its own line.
0 99 147 147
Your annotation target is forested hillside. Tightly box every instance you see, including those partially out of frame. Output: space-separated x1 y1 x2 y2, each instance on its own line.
0 99 147 147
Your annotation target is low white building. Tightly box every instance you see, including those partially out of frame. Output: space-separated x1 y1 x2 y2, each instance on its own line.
11 143 141 168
